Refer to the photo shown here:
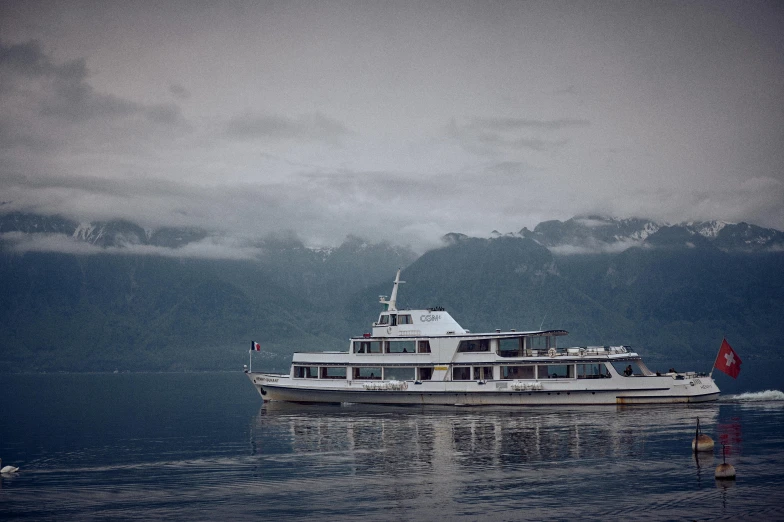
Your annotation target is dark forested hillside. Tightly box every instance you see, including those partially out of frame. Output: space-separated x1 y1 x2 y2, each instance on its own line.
351 235 784 368
0 253 327 372
1 213 782 373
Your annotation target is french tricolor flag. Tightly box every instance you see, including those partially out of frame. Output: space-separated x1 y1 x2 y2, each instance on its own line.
250 341 261 352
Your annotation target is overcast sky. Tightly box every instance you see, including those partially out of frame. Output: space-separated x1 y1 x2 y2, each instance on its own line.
1 0 782 252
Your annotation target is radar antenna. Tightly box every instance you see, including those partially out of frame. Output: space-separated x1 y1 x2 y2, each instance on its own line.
379 268 405 311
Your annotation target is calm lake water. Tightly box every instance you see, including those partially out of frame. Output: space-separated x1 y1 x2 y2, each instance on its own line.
1 372 783 521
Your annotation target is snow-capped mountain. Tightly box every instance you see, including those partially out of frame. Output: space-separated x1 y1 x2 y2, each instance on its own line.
72 220 148 247
519 216 662 252
2 211 783 256
517 215 784 253
0 212 209 249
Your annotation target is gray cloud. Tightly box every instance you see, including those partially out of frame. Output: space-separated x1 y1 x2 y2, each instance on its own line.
549 240 642 256
0 2 781 255
225 112 351 145
447 117 579 154
0 121 51 151
169 83 191 100
0 40 84 80
470 117 590 132
1 39 187 128
1 231 261 260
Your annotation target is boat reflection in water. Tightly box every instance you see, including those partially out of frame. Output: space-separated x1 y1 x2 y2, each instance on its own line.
247 402 739 520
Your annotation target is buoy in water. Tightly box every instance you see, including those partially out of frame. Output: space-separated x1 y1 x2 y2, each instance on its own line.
715 463 736 479
715 444 736 480
692 418 714 452
693 434 715 452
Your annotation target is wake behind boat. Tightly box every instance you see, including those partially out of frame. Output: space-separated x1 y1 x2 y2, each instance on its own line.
246 270 721 405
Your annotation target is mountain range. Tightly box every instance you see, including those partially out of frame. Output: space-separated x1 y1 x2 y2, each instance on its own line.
3 211 783 254
1 211 782 374
516 215 784 253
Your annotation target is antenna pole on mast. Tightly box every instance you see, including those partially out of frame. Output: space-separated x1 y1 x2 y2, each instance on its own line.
539 312 548 331
379 268 405 311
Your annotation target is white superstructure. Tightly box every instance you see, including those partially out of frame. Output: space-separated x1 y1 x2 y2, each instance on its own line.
246 270 720 405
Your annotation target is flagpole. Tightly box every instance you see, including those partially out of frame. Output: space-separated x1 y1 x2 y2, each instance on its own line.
249 341 252 374
709 338 723 379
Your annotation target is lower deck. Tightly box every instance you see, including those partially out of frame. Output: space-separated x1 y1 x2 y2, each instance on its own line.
248 371 721 405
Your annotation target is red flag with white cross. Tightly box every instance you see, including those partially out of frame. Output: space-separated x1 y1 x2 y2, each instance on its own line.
714 339 742 379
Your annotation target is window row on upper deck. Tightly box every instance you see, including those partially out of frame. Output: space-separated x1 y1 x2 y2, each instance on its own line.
351 335 557 355
354 340 431 353
456 336 558 354
376 313 414 326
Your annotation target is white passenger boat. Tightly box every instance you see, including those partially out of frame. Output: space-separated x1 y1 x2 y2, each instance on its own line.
246 270 721 405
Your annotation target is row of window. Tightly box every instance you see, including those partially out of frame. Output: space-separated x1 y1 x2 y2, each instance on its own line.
294 365 431 381
354 340 431 354
293 363 613 381
459 337 556 355
376 314 414 326
351 337 558 356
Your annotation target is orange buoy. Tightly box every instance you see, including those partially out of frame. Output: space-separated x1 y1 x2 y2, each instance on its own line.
715 444 736 480
692 418 715 452
693 433 715 452
715 463 736 479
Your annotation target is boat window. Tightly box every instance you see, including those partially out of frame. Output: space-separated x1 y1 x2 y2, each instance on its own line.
398 314 413 325
498 338 524 357
355 341 383 354
387 340 415 353
353 367 382 380
501 366 535 379
389 314 398 326
377 315 389 325
611 361 641 377
417 340 431 353
418 367 433 380
293 366 319 379
576 363 610 379
537 364 574 379
457 339 490 352
473 366 494 380
320 367 347 379
452 367 471 380
384 367 415 381
529 335 551 351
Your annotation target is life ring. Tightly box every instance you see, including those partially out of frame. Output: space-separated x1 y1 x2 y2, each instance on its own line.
387 326 392 334
548 347 557 358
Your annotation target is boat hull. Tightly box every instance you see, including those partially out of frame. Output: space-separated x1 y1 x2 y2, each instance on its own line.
247 372 720 406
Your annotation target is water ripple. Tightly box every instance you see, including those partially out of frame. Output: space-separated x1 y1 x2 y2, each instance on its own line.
2 373 784 520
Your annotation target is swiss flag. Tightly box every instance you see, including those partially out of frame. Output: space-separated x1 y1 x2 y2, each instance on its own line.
714 339 742 379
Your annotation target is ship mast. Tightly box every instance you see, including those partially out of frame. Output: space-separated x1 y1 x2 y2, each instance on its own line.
379 268 405 311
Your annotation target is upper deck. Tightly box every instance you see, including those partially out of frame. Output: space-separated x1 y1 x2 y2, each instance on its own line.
292 268 632 363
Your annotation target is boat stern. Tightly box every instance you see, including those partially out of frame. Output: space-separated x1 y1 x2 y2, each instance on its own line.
616 373 721 404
